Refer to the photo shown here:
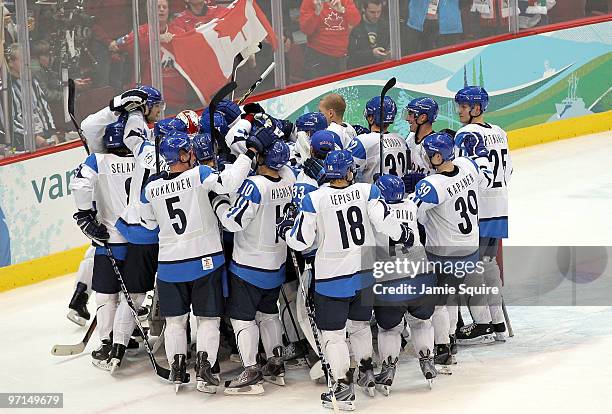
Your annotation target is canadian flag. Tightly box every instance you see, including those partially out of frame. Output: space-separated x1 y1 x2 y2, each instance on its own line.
164 0 277 104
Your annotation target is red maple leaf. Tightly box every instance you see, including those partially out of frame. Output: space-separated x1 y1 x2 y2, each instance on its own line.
214 0 248 41
324 11 344 31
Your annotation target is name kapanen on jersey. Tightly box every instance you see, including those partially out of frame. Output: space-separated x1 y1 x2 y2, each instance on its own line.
149 176 193 198
330 189 362 206
271 186 292 201
110 162 136 174
446 172 475 197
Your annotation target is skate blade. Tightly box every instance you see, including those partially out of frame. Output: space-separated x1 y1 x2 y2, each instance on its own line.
67 311 86 327
264 374 285 386
175 383 181 394
365 386 375 397
322 400 355 411
435 365 452 375
457 334 495 345
109 359 121 375
223 383 265 396
427 379 433 390
92 359 112 372
285 359 310 370
494 333 507 342
375 384 390 396
196 380 218 394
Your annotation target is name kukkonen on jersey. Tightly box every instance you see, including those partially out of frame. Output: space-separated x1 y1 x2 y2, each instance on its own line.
149 177 193 199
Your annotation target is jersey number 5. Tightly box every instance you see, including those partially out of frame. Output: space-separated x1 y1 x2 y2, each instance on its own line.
165 196 187 235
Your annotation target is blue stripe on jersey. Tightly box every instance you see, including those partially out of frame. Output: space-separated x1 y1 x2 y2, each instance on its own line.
115 218 159 244
300 193 316 213
413 179 439 205
199 165 214 183
347 137 366 160
315 270 375 298
292 182 317 205
140 189 149 204
157 252 225 283
84 153 98 173
229 261 286 289
479 216 508 238
373 272 437 302
368 184 382 200
95 243 128 260
137 141 152 156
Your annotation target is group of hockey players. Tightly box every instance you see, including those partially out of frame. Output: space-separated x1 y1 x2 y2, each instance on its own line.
63 80 511 411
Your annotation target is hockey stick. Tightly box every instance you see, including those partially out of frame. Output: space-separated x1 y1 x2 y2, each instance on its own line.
208 81 238 167
103 244 183 382
378 78 397 177
236 62 275 105
289 249 339 414
502 300 514 337
67 78 90 154
51 316 98 356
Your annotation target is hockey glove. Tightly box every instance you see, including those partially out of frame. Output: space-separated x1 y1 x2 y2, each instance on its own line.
73 210 110 244
246 126 277 154
109 89 148 113
397 223 415 252
303 157 326 185
402 171 426 194
276 204 298 241
242 102 265 116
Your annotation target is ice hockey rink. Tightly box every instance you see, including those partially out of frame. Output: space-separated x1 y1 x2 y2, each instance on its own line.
1 131 611 414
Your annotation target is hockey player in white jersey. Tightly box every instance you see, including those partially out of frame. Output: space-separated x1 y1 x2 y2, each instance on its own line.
454 86 513 344
372 174 438 393
293 112 330 165
348 96 409 183
66 246 94 326
279 150 413 410
69 120 136 370
318 93 357 149
216 139 295 395
140 131 263 392
412 132 493 369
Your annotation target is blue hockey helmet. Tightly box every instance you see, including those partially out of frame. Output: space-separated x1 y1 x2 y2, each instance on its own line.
375 174 405 204
103 119 127 150
403 97 439 123
423 132 455 162
295 112 327 133
264 140 290 171
200 110 229 136
352 124 370 136
310 130 341 159
191 133 215 162
160 131 192 165
154 117 176 138
167 117 189 134
364 96 397 125
454 86 489 112
324 150 354 179
216 99 242 125
138 85 165 110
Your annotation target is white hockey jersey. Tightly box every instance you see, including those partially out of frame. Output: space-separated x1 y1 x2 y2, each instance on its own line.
348 132 409 183
413 157 492 258
455 123 512 238
406 132 436 176
286 183 403 298
80 107 119 154
140 157 252 283
219 166 296 289
291 168 323 258
70 152 135 258
327 121 357 149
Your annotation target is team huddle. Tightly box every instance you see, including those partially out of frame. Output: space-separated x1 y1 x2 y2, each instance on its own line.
63 82 511 411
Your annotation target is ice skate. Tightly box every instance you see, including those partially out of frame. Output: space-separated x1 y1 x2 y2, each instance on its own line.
456 322 495 345
67 282 90 327
374 356 398 396
262 346 285 386
223 365 264 395
356 357 376 397
98 343 127 374
195 351 220 394
283 339 309 369
418 350 437 389
321 370 355 411
170 354 188 393
434 344 453 375
449 334 458 355
493 322 507 342
91 339 112 370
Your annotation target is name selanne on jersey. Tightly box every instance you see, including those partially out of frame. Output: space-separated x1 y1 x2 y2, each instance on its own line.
219 167 296 289
348 132 409 183
286 183 402 298
412 157 491 258
70 153 135 244
455 123 513 238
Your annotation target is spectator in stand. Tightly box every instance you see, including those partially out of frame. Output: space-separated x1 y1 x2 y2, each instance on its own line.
84 0 132 88
347 0 390 69
109 0 196 115
403 0 464 55
6 44 56 151
299 0 361 80
172 0 224 31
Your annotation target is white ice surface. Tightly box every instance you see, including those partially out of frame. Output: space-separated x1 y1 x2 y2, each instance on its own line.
1 132 612 414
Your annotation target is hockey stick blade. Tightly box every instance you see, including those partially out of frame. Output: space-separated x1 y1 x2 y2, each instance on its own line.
67 78 90 154
381 77 397 99
379 77 397 176
51 317 97 356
